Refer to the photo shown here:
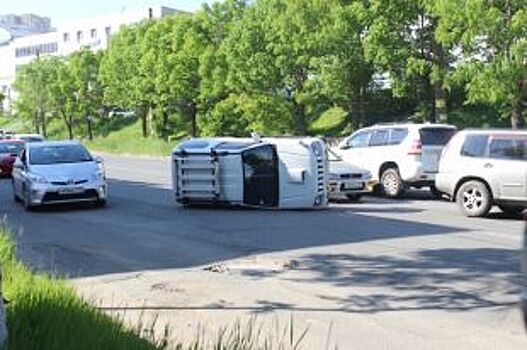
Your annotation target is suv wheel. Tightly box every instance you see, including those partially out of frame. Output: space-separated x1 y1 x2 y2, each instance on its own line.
381 168 404 198
456 180 492 217
498 205 524 215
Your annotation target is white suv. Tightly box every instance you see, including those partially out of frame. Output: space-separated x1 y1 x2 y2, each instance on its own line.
337 123 456 198
435 129 527 217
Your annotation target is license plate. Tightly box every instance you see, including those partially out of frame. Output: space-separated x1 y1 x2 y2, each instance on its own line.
343 182 364 190
58 187 84 194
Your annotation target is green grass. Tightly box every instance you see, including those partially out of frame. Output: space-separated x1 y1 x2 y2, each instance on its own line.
0 224 163 350
83 118 182 157
308 107 351 137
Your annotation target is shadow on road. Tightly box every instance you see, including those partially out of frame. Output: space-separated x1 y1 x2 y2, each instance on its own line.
1 178 473 280
287 247 521 313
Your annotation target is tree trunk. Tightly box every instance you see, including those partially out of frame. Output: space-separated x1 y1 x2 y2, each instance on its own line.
189 102 198 137
293 100 307 135
67 117 73 140
161 110 169 138
358 87 366 128
141 110 147 138
34 111 40 134
434 81 448 123
147 105 155 137
86 115 93 141
511 79 526 129
40 109 47 138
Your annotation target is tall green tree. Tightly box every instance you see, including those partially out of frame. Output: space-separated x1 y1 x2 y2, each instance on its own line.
364 0 452 123
434 0 527 128
316 2 375 128
225 0 337 135
100 22 154 137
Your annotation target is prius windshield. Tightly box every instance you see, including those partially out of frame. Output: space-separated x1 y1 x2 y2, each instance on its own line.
29 144 93 165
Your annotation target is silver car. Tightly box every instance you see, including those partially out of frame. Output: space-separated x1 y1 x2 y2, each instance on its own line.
12 141 107 210
328 148 374 201
435 129 527 217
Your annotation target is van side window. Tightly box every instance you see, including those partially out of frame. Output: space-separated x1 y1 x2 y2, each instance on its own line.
348 131 371 148
488 138 526 160
369 129 389 146
388 128 409 145
461 135 488 158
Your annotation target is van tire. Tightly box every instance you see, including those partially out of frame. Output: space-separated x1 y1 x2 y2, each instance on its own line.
381 168 404 198
456 180 492 217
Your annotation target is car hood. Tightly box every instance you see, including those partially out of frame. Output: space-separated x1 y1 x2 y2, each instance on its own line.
30 162 98 181
329 160 367 174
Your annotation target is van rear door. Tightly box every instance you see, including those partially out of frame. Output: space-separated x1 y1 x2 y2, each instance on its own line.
419 127 456 173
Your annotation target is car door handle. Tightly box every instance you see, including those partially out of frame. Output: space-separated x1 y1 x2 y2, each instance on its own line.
484 163 494 169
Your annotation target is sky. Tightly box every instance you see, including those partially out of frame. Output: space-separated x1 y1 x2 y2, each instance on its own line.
0 0 213 26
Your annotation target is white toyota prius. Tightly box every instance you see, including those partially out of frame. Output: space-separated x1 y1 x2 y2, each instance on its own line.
11 140 107 210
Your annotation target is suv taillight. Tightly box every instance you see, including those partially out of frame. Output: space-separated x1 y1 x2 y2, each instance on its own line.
408 139 422 155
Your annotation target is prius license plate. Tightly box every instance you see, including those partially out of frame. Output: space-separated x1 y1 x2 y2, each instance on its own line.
58 187 83 194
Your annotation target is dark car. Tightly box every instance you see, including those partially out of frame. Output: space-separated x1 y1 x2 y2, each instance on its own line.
0 139 25 177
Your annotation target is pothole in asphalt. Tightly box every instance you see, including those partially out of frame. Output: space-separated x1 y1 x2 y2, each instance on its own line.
203 258 299 277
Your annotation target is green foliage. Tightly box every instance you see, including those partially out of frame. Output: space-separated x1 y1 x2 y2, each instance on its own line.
11 0 525 150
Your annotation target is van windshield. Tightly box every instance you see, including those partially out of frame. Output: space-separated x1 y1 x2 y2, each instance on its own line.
419 128 456 146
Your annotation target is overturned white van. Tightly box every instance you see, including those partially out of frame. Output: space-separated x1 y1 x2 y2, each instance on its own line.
172 137 328 209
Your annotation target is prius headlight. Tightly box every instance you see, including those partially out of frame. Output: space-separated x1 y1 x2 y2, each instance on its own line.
364 171 372 180
92 169 105 181
28 173 48 184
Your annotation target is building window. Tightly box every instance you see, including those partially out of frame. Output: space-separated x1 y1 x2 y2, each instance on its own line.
105 26 111 37
77 30 83 42
90 28 97 38
15 42 58 58
63 33 69 42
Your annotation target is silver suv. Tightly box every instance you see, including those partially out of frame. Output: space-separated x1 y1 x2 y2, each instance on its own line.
435 130 527 217
337 123 456 198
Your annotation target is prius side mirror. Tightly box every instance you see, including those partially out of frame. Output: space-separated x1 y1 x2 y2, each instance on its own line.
94 156 103 164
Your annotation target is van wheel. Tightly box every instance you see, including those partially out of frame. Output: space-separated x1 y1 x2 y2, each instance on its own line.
498 205 524 215
346 194 362 202
456 180 492 217
381 168 404 198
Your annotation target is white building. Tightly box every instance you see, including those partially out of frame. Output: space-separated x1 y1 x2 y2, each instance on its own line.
0 13 52 39
0 6 179 113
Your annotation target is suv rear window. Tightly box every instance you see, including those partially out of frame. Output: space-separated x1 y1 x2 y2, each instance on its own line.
388 128 409 145
488 138 527 160
461 134 489 158
419 128 456 146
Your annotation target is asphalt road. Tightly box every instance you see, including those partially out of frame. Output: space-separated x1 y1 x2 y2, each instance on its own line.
1 154 526 349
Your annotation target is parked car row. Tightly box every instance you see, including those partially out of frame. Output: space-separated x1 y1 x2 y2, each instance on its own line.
334 123 527 218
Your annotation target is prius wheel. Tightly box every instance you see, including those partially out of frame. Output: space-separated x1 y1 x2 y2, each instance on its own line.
457 180 492 217
381 168 404 198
